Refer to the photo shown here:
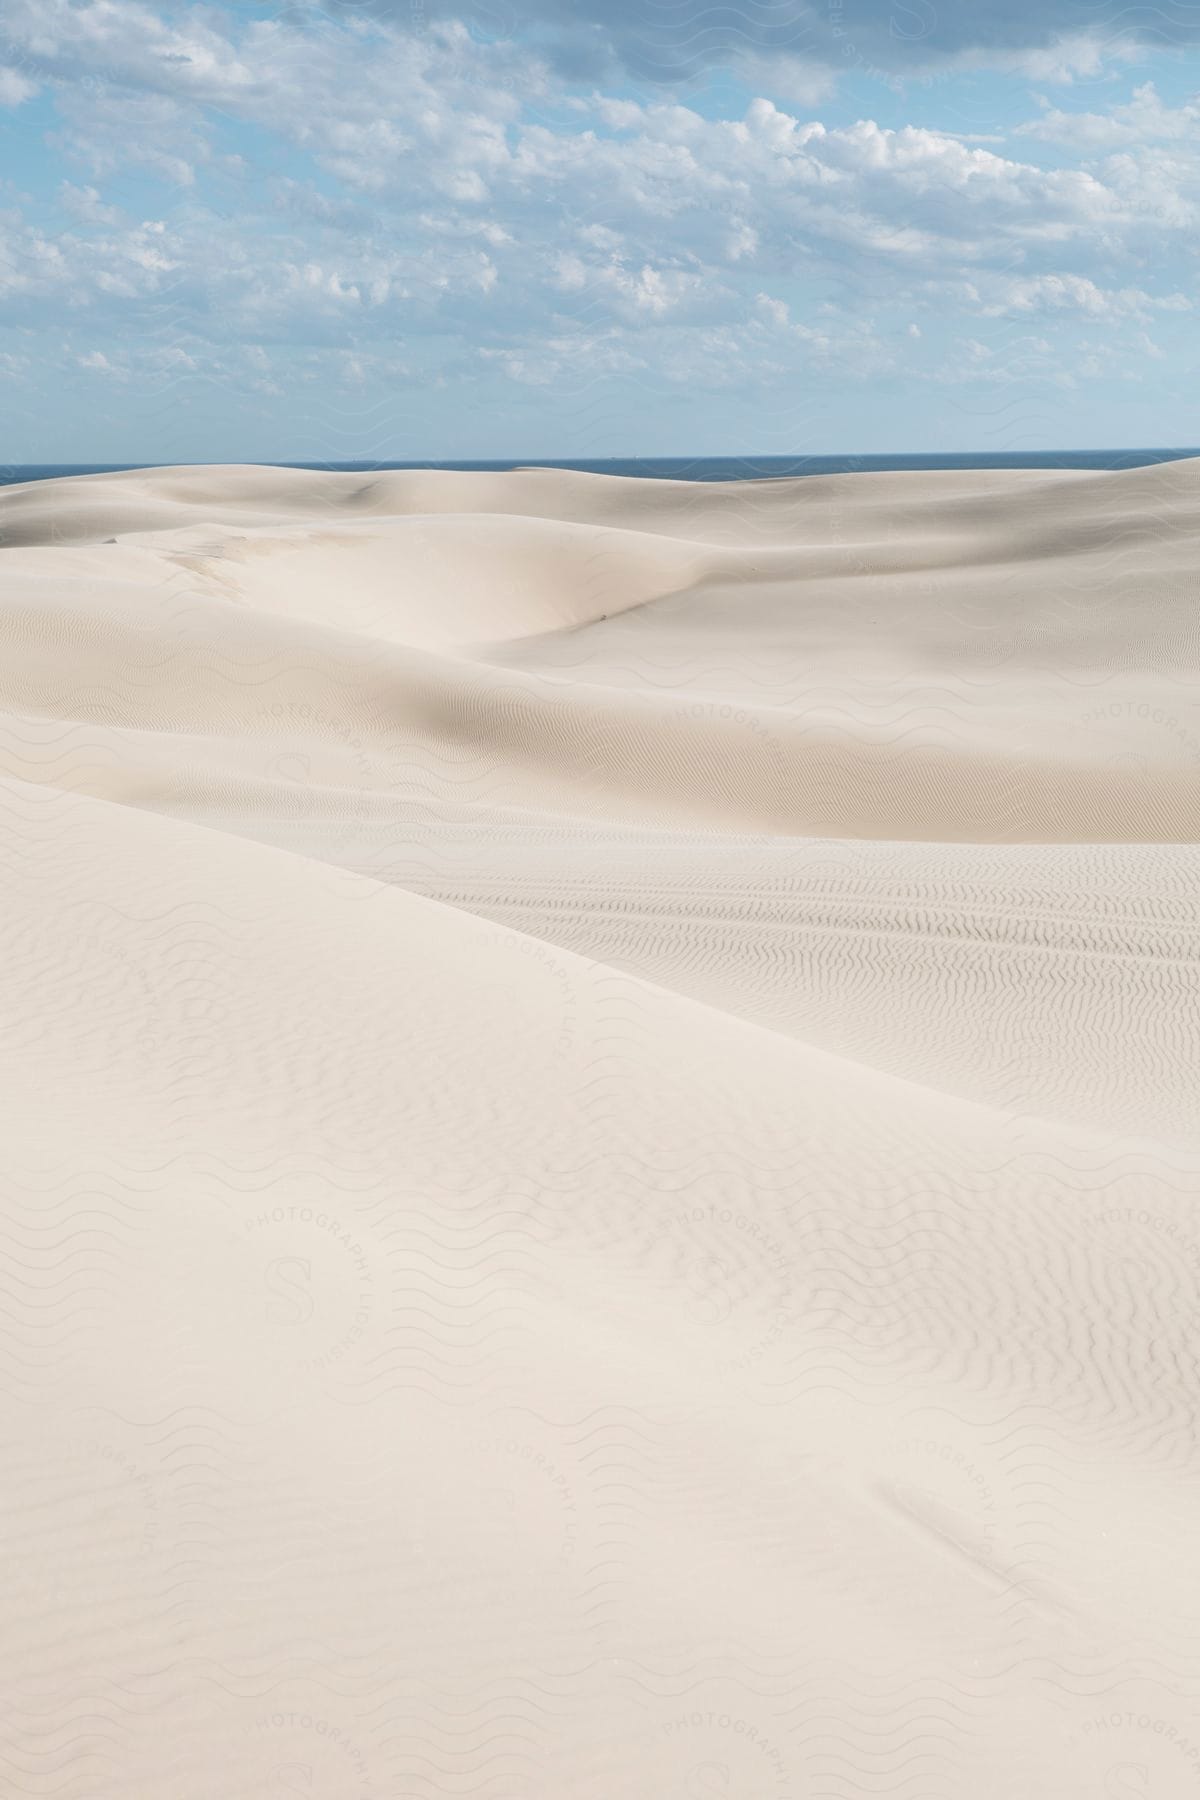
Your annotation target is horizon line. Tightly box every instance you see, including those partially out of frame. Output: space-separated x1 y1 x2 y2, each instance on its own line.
6 445 1200 467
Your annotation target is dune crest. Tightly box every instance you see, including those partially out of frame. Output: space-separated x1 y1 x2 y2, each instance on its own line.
1 463 1197 1797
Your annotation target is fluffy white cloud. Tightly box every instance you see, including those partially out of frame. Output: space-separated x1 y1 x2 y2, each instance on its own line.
1019 83 1200 148
3 0 1197 448
960 274 1191 319
0 66 36 104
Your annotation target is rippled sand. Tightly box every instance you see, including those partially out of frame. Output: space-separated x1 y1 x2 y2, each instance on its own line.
2 461 1199 1796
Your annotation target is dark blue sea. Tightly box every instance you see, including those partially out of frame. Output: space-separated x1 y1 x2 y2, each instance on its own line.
1 449 1198 485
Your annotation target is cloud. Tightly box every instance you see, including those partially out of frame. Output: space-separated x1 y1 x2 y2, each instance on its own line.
933 331 1075 387
551 251 717 320
6 0 1190 290
10 0 1161 101
969 274 1192 318
4 0 1197 445
2 29 1193 376
0 66 36 104
59 183 126 226
1019 82 1200 147
352 0 1200 82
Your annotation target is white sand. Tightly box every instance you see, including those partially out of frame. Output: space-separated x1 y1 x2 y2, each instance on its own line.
2 461 1198 1796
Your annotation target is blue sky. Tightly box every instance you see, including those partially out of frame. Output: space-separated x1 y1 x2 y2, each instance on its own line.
1 0 1199 458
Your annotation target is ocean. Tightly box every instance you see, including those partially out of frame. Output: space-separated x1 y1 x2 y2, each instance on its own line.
2 449 1198 485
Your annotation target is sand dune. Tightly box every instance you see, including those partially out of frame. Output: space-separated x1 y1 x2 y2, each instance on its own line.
1 462 1198 1797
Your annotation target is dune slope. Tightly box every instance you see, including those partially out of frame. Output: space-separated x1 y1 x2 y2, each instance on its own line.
1 462 1198 1798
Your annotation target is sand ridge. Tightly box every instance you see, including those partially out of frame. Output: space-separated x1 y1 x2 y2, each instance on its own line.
1 462 1198 1797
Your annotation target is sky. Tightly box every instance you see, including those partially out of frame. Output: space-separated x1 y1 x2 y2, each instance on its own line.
2 0 1200 459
